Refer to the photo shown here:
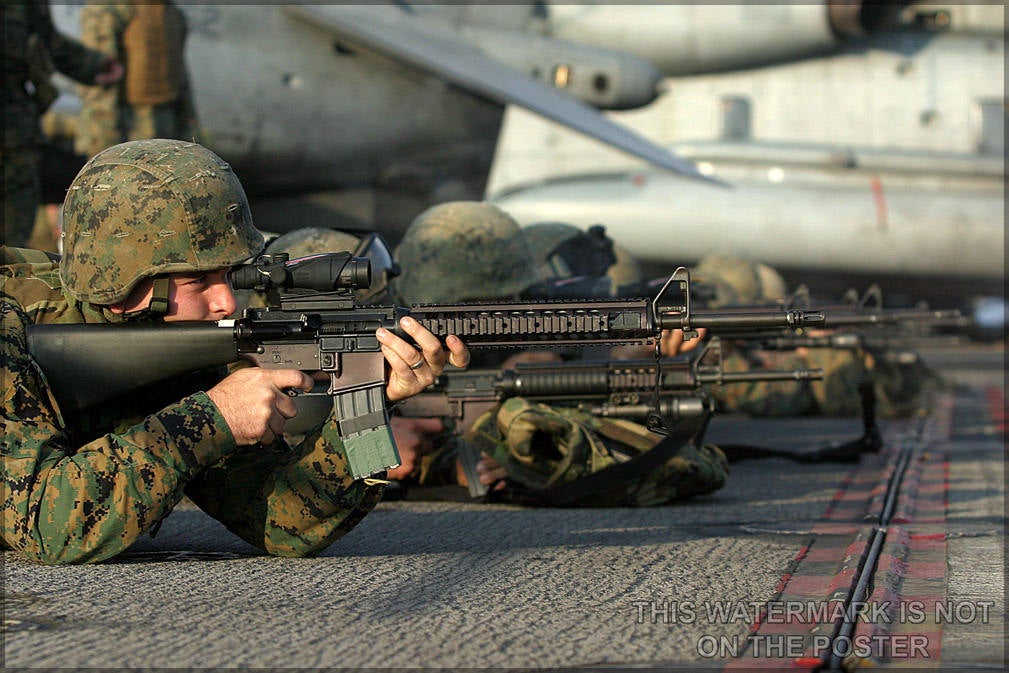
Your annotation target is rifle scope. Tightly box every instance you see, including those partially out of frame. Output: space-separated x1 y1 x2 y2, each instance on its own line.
229 252 371 293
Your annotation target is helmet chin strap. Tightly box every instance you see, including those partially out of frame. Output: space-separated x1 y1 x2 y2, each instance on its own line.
122 276 171 321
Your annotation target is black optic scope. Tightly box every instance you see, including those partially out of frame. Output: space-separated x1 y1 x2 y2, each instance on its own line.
229 252 372 293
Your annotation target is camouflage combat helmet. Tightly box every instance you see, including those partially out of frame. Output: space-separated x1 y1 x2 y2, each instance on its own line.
264 226 398 303
265 227 361 260
523 222 582 280
692 253 762 308
754 262 788 304
61 139 264 305
392 201 538 304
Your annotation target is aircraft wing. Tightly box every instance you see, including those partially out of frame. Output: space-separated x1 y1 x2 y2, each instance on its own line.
284 3 723 186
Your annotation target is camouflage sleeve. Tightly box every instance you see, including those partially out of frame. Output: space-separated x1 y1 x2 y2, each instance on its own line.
74 3 124 158
33 0 108 85
1 299 236 564
184 419 386 557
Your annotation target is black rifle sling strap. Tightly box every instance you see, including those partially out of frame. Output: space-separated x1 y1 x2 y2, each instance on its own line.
718 379 883 464
496 412 711 507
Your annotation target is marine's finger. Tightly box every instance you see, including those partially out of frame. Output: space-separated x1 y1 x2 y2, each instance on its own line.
476 456 508 484
266 369 314 393
375 327 425 372
399 316 447 371
445 334 471 369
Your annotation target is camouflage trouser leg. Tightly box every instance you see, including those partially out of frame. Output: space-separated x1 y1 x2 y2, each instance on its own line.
1 148 41 247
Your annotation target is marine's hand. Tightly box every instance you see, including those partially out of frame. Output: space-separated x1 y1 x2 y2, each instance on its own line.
377 317 471 402
455 454 508 491
660 327 708 356
207 368 313 446
610 328 710 360
387 416 445 480
94 57 124 87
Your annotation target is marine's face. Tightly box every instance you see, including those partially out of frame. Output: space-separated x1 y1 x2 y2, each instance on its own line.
112 269 237 321
164 269 237 321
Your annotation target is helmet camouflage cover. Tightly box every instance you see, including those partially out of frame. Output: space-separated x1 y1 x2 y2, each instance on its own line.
754 262 788 304
60 139 264 304
692 253 762 308
392 201 538 304
265 227 361 260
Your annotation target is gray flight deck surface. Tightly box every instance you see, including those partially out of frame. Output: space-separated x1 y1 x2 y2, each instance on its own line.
3 344 1004 671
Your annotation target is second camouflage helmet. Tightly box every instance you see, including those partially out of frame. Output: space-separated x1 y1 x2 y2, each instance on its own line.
392 201 538 304
265 227 361 260
60 139 264 304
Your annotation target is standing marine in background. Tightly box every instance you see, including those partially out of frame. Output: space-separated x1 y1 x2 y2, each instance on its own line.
75 0 198 159
1 0 123 247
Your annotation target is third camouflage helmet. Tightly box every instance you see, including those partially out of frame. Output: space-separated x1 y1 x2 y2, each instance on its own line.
692 253 762 308
60 139 264 304
265 227 361 260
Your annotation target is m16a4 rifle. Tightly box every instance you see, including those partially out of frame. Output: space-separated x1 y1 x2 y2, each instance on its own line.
27 254 826 480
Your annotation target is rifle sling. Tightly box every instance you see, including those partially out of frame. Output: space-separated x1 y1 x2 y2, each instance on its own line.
718 431 881 464
496 415 707 507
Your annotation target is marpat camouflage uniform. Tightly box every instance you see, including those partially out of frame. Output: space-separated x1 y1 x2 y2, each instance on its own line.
2 0 108 246
465 398 728 507
75 1 198 159
0 258 384 564
1 140 385 564
711 350 818 416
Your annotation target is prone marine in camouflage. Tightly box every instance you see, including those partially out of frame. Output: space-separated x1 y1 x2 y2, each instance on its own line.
1 139 391 564
465 398 728 507
693 253 941 419
692 253 822 416
393 206 728 505
2 0 116 247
